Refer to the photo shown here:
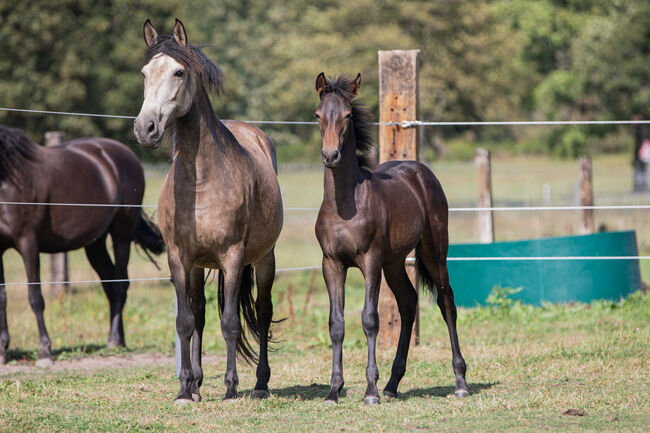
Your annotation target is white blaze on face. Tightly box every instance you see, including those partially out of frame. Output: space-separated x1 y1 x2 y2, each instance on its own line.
134 53 196 147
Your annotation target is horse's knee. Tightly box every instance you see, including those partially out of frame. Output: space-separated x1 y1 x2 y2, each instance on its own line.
220 311 241 342
176 313 194 339
362 308 379 336
329 316 345 344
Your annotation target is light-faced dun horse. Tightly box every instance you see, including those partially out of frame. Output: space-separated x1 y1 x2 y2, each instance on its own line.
314 73 469 404
133 19 283 403
0 125 164 366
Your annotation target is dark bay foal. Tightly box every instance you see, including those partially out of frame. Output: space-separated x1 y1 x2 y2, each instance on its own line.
313 73 469 404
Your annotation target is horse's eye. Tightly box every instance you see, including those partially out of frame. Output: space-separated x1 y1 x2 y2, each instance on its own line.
314 113 320 119
174 70 184 78
345 113 352 119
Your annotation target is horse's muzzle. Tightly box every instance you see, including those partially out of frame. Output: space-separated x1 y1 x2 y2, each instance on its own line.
133 117 162 148
321 149 341 168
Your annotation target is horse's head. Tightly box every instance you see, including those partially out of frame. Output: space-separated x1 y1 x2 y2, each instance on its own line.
314 72 361 168
134 19 198 148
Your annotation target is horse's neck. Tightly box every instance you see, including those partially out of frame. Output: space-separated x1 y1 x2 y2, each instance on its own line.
322 129 363 213
173 93 240 183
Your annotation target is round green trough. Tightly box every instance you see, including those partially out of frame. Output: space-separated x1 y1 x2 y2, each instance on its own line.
448 230 642 306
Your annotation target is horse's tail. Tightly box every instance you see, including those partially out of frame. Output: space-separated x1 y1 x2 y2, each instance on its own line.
133 211 166 264
217 264 261 365
415 250 437 299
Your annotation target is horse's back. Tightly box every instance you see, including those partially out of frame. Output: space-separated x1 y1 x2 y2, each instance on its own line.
36 138 144 251
222 120 277 173
63 137 145 204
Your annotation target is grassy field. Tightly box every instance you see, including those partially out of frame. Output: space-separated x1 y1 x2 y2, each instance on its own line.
0 280 648 432
0 154 648 431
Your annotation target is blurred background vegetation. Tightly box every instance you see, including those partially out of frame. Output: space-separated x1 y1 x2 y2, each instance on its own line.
0 0 649 168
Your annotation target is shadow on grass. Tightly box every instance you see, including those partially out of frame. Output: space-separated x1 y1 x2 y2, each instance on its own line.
267 383 347 400
5 343 128 363
398 381 499 399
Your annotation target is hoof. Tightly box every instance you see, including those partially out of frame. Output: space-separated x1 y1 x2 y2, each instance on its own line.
173 398 195 406
455 389 470 398
364 395 381 405
383 389 398 399
192 393 201 402
251 389 270 400
106 340 123 349
222 392 239 401
0 355 6 365
323 397 338 405
35 357 54 368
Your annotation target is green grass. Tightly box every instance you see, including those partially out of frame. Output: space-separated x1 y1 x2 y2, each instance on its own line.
0 153 648 431
1 281 648 432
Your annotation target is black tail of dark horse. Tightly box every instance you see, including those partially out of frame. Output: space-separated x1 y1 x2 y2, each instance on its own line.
415 252 438 299
217 265 261 365
133 211 166 263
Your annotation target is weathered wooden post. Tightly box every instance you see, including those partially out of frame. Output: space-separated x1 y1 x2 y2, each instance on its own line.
475 148 494 243
579 156 594 234
44 131 69 296
377 50 420 348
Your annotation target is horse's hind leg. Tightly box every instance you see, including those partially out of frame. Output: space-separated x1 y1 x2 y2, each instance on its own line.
421 242 469 397
84 235 122 347
322 257 347 403
382 262 418 398
110 236 132 347
189 267 205 402
252 249 275 399
0 252 10 364
17 237 52 365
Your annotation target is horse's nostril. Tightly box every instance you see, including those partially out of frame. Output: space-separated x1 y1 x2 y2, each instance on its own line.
147 121 155 134
332 150 340 161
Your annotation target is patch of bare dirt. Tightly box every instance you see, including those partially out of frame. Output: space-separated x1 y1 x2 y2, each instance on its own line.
0 353 224 375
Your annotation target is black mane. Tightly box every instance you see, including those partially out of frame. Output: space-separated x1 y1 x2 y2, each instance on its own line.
0 125 40 184
144 35 225 96
322 75 376 171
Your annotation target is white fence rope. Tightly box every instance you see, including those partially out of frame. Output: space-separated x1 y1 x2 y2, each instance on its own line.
2 107 650 126
2 256 649 287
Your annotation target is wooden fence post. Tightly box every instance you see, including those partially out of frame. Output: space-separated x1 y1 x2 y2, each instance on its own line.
579 156 594 234
475 148 494 243
377 50 420 348
45 131 69 296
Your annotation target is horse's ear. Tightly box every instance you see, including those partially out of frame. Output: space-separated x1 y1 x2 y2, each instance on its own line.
316 72 327 98
143 19 158 47
173 18 188 47
350 73 361 97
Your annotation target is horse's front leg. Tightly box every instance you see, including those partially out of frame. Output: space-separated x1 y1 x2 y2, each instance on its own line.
220 249 246 400
189 267 205 402
359 251 383 405
0 252 9 364
168 250 195 404
322 257 347 403
17 237 52 366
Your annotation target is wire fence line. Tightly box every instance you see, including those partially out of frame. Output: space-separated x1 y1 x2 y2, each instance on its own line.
2 201 650 212
2 106 650 127
2 256 649 287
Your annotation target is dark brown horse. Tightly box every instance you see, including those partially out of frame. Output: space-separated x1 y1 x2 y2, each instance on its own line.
314 73 469 404
0 125 164 366
133 19 283 403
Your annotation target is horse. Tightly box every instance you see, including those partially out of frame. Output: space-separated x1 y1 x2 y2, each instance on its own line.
133 19 283 403
0 125 165 366
313 73 469 404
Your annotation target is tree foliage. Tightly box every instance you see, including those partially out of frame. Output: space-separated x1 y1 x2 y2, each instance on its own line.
0 0 648 162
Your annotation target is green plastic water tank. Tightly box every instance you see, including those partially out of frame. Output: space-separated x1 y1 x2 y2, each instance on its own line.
447 231 641 306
